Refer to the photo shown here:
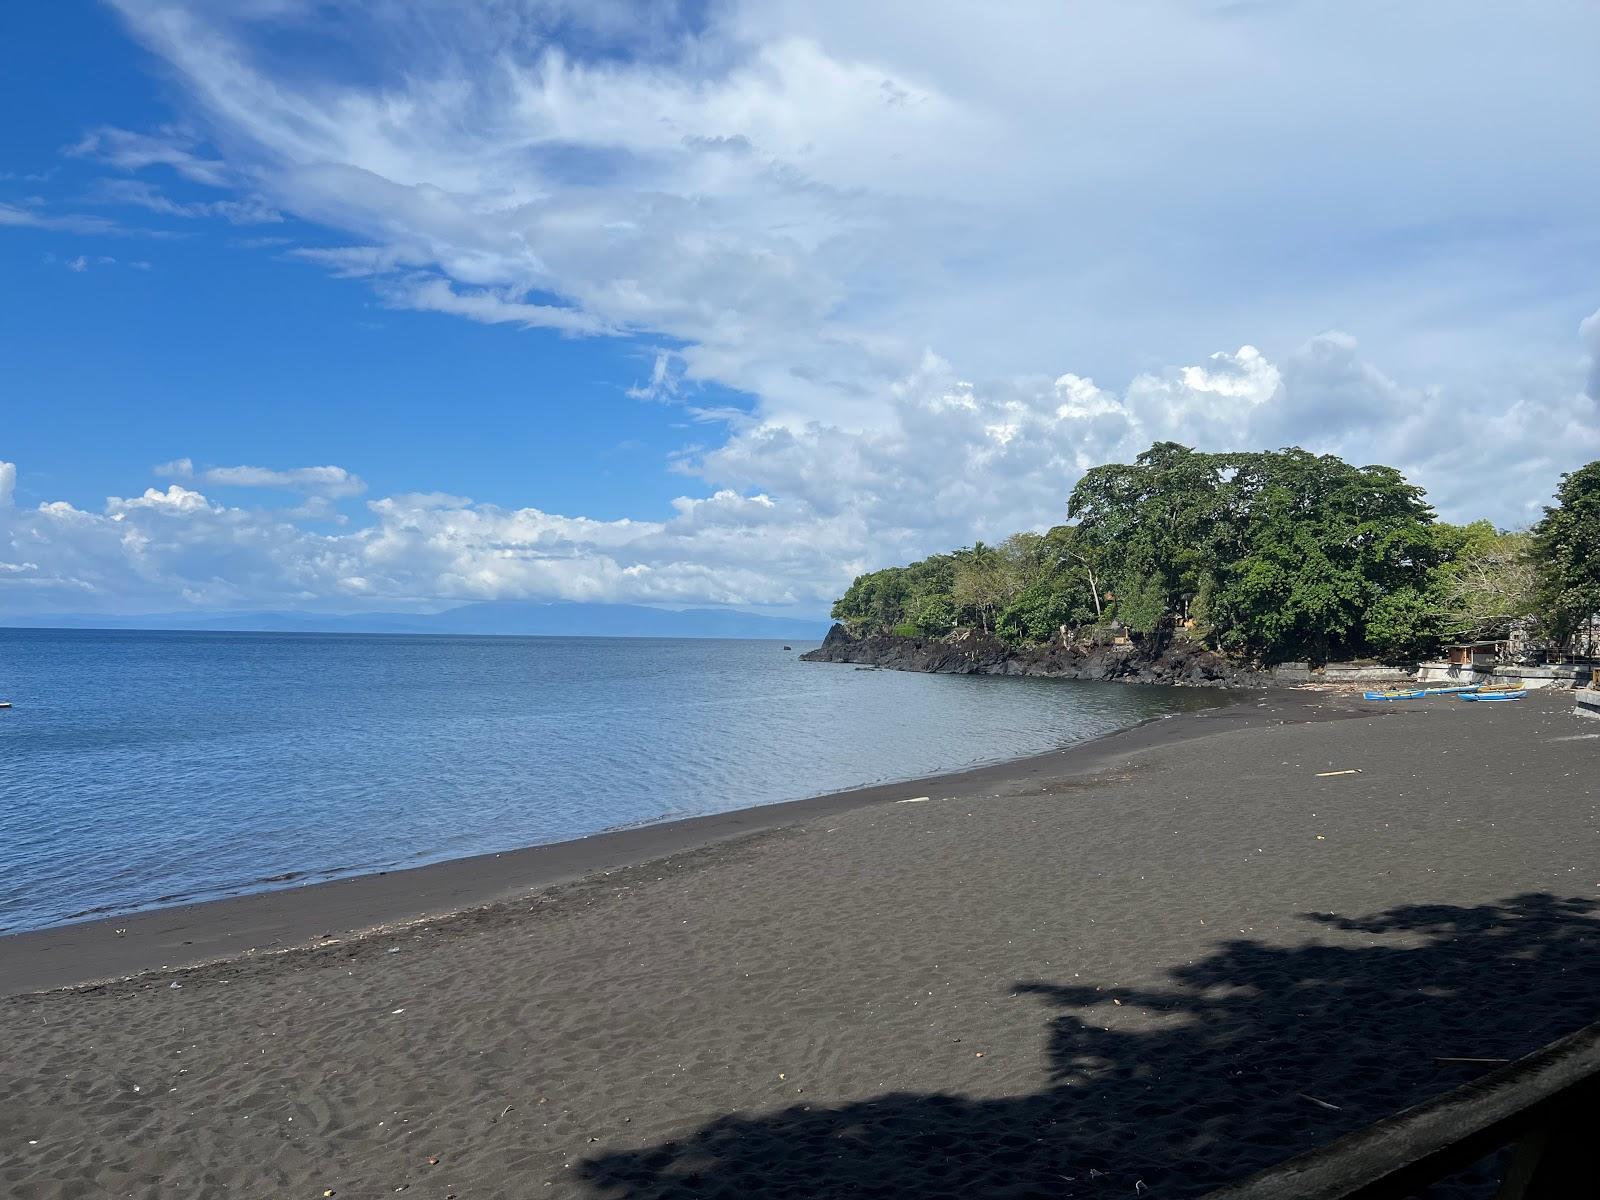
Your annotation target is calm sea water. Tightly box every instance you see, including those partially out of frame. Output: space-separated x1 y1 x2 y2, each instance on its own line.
0 629 1228 933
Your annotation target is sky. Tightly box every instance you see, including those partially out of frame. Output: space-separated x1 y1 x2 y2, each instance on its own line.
2 0 1598 619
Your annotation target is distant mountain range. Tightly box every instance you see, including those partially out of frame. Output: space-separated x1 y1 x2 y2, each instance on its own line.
0 601 831 642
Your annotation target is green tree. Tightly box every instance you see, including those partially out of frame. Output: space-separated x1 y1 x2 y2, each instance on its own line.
830 567 909 634
1068 442 1222 609
906 591 958 635
1530 461 1600 648
827 443 1497 666
1366 587 1446 660
1115 572 1167 636
1430 522 1534 643
1200 450 1436 662
952 541 1020 633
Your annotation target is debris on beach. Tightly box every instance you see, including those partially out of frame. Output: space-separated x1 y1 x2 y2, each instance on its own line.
1315 769 1362 777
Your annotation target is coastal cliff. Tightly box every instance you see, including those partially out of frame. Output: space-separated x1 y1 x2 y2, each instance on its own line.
802 624 1276 687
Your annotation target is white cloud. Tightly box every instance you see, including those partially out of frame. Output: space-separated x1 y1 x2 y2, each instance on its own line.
64 254 119 272
103 0 1600 401
109 485 216 515
1582 307 1600 403
154 458 195 479
380 276 612 335
155 462 368 498
0 462 15 507
87 178 282 224
627 352 683 402
0 465 840 614
0 203 125 236
67 125 231 186
7 326 1597 617
9 2 1596 614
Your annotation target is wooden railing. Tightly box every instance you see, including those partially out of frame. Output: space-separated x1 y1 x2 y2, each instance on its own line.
1203 1018 1600 1199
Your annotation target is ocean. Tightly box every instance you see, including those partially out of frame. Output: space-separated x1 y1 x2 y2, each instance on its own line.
0 628 1229 933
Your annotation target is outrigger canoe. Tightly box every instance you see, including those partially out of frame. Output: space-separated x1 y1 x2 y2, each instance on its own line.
1460 690 1527 702
1363 684 1482 701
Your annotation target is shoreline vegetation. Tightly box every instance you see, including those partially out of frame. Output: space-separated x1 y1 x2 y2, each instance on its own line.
6 689 1599 1198
820 443 1600 674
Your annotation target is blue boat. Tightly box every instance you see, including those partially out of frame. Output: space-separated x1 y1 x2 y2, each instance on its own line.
1460 690 1527 702
1364 689 1425 701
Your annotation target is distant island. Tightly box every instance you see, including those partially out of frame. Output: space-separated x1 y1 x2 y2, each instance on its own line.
0 600 830 642
807 443 1600 684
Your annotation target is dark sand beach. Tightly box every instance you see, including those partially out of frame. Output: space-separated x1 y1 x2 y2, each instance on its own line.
4 688 1598 1198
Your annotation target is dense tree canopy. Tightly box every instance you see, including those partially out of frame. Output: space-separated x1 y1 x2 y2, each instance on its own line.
1530 461 1600 647
830 443 1588 665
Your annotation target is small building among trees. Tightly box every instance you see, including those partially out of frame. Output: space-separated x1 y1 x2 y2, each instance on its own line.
1443 640 1511 668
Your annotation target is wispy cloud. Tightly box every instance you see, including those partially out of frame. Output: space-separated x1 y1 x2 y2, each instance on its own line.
156 459 367 498
0 203 126 236
66 125 230 186
379 276 613 335
86 178 283 224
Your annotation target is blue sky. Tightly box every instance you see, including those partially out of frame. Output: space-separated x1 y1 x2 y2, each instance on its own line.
2 2 714 521
2 1 1598 617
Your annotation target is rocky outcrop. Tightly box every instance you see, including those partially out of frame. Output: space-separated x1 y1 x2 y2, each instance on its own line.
802 625 1275 688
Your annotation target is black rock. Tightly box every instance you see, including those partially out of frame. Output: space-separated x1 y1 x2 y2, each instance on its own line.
800 625 1271 688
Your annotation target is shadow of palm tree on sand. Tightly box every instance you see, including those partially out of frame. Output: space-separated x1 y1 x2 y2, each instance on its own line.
577 893 1600 1199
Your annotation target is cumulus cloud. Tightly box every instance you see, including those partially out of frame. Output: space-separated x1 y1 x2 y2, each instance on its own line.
0 466 841 614
7 325 1598 617
7 2 1595 614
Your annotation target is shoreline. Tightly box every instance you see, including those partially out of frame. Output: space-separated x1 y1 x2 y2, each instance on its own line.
0 686 1306 996
8 688 1597 1198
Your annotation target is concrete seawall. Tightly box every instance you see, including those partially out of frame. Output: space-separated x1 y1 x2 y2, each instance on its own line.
1416 663 1592 691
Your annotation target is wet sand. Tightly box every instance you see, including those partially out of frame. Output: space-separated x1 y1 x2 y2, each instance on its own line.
4 688 1598 1198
